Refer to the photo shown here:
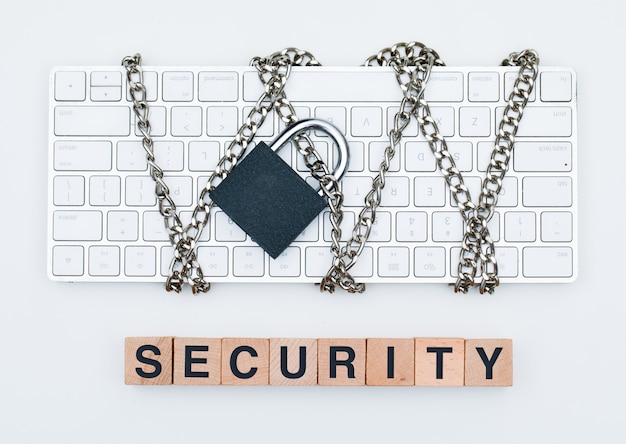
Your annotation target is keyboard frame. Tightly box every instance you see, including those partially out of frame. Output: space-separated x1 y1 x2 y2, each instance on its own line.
48 65 578 285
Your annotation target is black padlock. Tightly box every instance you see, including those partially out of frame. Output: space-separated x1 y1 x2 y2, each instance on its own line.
209 119 349 259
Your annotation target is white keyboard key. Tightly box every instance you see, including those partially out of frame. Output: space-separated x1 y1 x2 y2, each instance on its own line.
380 177 410 207
189 141 220 171
449 176 480 208
378 247 410 277
494 247 519 278
125 246 156 276
497 177 518 208
369 212 392 242
432 212 464 242
89 176 121 206
414 247 446 277
160 246 174 277
347 141 365 172
197 247 229 277
53 211 102 241
351 107 382 137
342 176 372 207
54 141 112 171
215 212 246 241
369 142 400 172
107 211 139 241
207 106 239 136
504 72 536 102
91 71 122 87
126 176 157 206
447 142 473 172
143 211 169 242
134 106 166 137
540 72 572 102
91 86 122 102
163 177 193 207
496 106 571 137
293 217 319 242
396 212 428 242
315 107 346 135
504 212 536 242
55 71 85 101
523 177 572 207
468 72 499 102
88 246 120 276
459 107 491 137
350 247 374 278
243 107 274 136
53 246 84 276
405 142 436 172
541 212 573 242
279 107 311 132
153 141 184 171
162 71 193 101
55 106 129 136
423 71 463 102
430 107 455 137
523 247 573 277
388 106 418 136
171 106 202 137
53 176 84 206
514 142 572 172
477 142 493 172
233 247 265 277
269 247 301 277
305 247 333 277
198 71 238 101
414 176 446 207
117 141 147 171
488 212 501 242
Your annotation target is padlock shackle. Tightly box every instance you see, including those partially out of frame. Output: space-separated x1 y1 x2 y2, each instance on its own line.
271 118 349 183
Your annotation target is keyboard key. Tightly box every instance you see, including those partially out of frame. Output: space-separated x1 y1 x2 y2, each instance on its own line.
125 71 158 102
468 72 499 102
293 217 319 242
197 246 229 277
134 106 166 137
323 211 355 242
125 246 156 276
53 176 84 206
351 107 383 137
153 141 184 171
347 141 365 172
305 247 333 277
207 106 238 136
233 247 265 277
171 106 202 137
447 142 473 172
53 211 102 241
162 71 193 101
117 141 148 171
504 212 536 242
91 86 122 102
108 211 139 241
514 142 572 172
496 106 572 137
243 106 274 137
198 71 238 102
368 212 392 242
387 106 418 136
53 246 84 276
91 71 122 87
163 177 193 207
541 212 573 242
215 212 246 241
405 142 436 172
350 247 374 278
414 247 445 277
189 141 221 171
459 107 490 137
55 71 86 101
523 177 572 207
54 141 112 171
88 246 120 276
89 176 121 206
380 177 410 207
493 247 519 278
432 212 463 242
369 142 400 172
540 72 572 102
143 211 169 242
523 247 573 277
269 247 301 277
378 247 410 277
414 176 446 207
429 107 455 137
504 72 536 102
396 212 428 242
315 107 346 135
423 71 463 102
342 176 372 207
55 106 129 136
126 176 157 206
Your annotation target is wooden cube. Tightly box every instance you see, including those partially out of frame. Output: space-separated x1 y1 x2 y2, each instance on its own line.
124 337 173 385
221 338 269 386
318 338 366 386
173 338 221 385
464 339 513 386
414 338 465 386
366 338 415 386
269 338 318 386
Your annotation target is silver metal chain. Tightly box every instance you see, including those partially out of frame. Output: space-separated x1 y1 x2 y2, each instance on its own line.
123 43 538 295
363 42 539 294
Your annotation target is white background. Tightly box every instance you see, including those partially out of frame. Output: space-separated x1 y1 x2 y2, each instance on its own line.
1 0 624 442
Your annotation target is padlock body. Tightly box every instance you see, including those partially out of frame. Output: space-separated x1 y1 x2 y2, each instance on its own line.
209 142 327 259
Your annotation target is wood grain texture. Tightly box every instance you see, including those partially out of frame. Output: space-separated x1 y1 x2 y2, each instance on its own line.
318 338 366 386
366 338 415 386
221 338 269 386
464 339 513 386
124 337 173 385
269 338 318 386
173 338 221 385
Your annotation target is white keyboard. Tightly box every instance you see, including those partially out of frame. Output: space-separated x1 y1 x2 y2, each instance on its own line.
48 65 578 285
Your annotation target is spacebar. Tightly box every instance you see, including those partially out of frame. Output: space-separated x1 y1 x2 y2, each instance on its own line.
54 106 130 136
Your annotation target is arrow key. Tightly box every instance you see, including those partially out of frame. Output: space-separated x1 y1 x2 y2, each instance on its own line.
91 86 122 101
